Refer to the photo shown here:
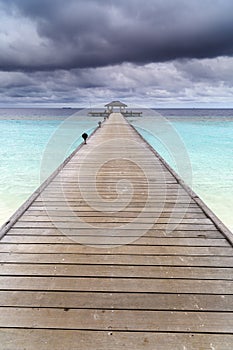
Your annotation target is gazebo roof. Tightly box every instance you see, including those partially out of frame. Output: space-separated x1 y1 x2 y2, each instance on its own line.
105 100 128 107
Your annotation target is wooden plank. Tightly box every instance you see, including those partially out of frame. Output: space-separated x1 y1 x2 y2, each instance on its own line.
18 215 213 225
0 263 232 279
24 210 207 219
48 178 177 184
56 175 175 179
43 186 185 191
0 276 233 293
1 291 233 311
7 228 223 239
2 236 228 247
13 222 217 230
0 244 232 255
1 252 233 266
31 199 198 205
46 183 183 188
42 192 181 197
29 202 202 209
1 329 233 350
0 308 233 333
35 198 195 204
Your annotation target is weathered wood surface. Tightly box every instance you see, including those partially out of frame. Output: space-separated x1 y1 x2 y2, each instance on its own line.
0 112 233 349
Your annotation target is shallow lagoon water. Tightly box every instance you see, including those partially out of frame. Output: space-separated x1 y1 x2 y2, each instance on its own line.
0 108 233 234
0 109 97 225
132 112 233 233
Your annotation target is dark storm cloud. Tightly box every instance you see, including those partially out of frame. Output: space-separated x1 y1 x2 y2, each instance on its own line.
1 0 233 71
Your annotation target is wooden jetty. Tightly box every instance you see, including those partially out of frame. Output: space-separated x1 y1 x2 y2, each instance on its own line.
0 112 233 349
89 100 142 117
88 110 110 118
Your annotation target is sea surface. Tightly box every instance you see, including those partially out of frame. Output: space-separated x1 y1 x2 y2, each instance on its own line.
0 108 233 233
0 108 97 226
131 108 233 232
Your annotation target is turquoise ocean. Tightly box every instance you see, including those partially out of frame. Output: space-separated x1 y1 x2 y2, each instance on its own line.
0 108 233 233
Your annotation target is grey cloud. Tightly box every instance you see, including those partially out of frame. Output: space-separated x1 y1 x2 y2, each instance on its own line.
175 57 233 86
1 0 233 71
1 58 233 107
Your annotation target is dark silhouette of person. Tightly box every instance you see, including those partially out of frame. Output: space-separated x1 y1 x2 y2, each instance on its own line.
82 132 88 144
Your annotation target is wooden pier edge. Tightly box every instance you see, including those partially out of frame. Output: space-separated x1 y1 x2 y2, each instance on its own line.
0 123 101 241
128 121 233 246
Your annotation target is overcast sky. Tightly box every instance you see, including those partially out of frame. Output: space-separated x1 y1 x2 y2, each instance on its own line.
0 0 233 107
